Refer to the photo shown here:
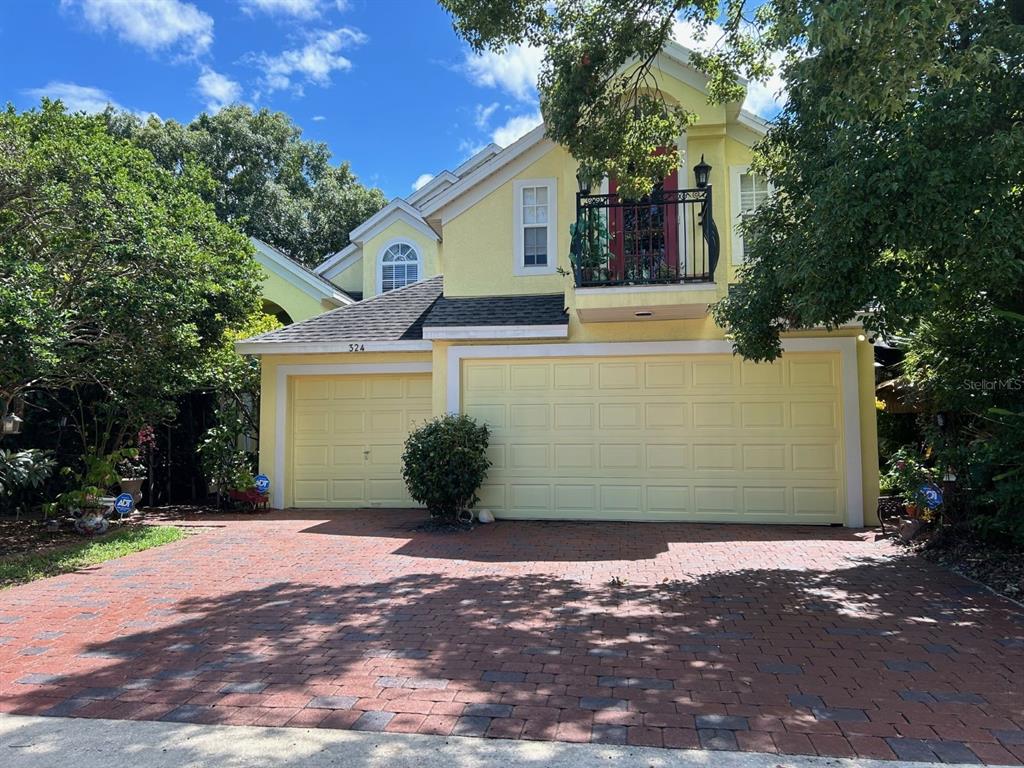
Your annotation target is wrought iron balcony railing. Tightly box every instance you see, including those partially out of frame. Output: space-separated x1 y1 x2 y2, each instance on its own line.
571 185 720 288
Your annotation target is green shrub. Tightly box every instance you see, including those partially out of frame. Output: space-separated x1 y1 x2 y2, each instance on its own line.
401 414 491 523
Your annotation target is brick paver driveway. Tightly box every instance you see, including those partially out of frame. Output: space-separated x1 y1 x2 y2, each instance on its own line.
1 511 1022 764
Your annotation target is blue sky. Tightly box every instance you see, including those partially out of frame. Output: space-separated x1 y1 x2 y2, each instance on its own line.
0 0 783 200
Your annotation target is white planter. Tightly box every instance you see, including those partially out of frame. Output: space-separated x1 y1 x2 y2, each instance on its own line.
119 477 145 504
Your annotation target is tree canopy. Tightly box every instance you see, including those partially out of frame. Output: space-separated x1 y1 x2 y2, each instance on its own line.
439 0 771 198
107 105 387 268
0 101 262 453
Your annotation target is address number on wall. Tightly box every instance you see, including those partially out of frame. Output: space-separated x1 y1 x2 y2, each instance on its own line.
348 343 365 352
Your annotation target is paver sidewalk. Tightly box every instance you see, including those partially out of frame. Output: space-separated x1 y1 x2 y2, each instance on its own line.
0 510 1021 765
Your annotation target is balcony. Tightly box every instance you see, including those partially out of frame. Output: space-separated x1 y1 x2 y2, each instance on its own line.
570 183 721 322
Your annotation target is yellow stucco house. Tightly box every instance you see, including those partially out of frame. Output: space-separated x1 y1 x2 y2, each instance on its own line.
251 237 354 324
238 43 879 526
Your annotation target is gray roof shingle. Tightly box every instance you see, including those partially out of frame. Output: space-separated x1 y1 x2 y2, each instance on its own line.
423 293 568 327
243 276 443 344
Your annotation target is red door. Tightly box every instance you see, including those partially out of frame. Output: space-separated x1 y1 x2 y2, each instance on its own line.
609 156 679 283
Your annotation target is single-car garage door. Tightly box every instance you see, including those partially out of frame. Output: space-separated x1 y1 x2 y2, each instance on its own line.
290 373 431 507
462 353 845 524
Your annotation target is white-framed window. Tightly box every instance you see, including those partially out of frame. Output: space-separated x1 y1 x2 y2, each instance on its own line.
729 166 773 264
378 240 420 293
512 178 557 276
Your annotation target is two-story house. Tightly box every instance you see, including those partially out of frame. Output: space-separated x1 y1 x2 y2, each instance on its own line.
237 42 879 526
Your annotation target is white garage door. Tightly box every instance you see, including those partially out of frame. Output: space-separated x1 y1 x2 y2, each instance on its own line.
290 373 432 507
462 353 845 523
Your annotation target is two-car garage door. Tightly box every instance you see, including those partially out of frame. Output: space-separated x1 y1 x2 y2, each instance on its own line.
462 353 846 524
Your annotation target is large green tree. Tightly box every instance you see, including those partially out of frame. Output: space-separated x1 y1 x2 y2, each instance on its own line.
439 0 770 198
0 101 262 454
107 106 387 268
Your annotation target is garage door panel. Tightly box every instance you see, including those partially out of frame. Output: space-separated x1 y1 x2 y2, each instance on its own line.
693 402 737 429
554 363 594 389
646 444 690 471
509 404 549 429
791 401 839 429
645 361 688 389
555 484 597 513
554 403 594 430
742 444 787 471
509 443 549 469
692 360 735 387
740 360 784 387
294 379 331 400
464 353 844 523
789 358 836 388
740 401 786 428
645 402 687 428
290 373 430 508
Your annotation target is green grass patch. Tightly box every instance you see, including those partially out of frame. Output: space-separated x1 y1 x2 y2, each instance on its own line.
0 525 185 588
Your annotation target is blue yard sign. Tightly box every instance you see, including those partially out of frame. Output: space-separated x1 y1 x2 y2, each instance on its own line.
113 493 135 518
920 485 943 509
254 474 270 494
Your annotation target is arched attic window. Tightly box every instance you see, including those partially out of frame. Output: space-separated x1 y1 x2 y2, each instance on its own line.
378 241 420 293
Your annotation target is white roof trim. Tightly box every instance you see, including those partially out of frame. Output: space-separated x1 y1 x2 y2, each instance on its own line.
235 339 432 355
419 123 550 218
422 324 569 340
453 143 502 175
737 109 770 136
314 242 358 276
251 238 353 306
349 199 439 245
407 171 459 208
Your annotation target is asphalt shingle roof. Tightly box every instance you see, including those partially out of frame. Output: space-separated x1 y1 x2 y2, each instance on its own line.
244 276 443 344
423 293 568 327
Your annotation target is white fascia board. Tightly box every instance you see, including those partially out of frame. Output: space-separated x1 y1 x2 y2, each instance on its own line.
235 340 432 355
438 139 557 227
419 124 550 219
251 238 352 305
349 200 439 245
314 242 358 275
737 110 770 135
319 245 362 281
407 171 459 208
422 324 569 340
453 143 502 176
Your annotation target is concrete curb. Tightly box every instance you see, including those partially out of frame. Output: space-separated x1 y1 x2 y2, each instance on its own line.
0 713 1008 768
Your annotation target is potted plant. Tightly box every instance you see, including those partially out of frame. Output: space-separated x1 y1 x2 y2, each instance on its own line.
117 449 146 503
881 447 939 519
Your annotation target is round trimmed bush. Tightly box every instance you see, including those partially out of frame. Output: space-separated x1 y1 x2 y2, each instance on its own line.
401 414 492 523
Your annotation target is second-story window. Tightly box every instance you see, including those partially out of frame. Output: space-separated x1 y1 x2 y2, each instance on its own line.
379 241 420 293
730 168 773 264
513 179 557 276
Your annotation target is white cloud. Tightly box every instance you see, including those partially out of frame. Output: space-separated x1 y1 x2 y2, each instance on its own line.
474 102 499 130
250 27 366 95
311 115 326 122
673 18 787 118
197 67 242 112
412 173 434 192
63 0 213 57
491 110 543 147
239 0 345 19
462 44 543 102
24 81 153 120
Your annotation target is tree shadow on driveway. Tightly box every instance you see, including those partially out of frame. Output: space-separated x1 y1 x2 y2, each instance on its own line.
2 530 1021 762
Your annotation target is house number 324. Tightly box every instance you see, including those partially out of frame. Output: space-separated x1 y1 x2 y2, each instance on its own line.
348 343 365 352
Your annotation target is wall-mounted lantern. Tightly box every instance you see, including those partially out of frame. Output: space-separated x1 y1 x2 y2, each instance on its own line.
693 154 712 188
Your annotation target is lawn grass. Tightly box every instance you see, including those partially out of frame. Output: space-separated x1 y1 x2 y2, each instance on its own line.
0 525 185 588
